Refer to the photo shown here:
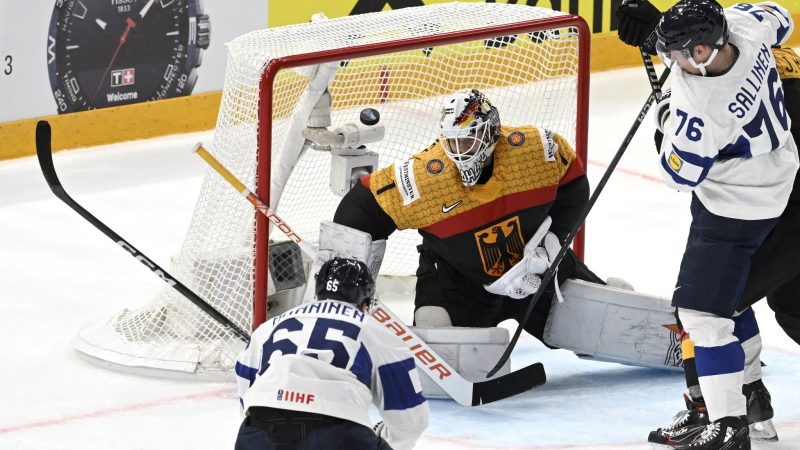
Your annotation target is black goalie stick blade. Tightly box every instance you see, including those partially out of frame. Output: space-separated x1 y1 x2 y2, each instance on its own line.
472 362 546 406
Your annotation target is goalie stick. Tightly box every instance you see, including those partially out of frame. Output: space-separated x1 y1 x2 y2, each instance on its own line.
35 120 250 343
486 51 671 378
194 144 546 406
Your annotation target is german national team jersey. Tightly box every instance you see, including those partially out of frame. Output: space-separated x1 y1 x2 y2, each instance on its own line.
363 125 584 284
236 300 429 450
658 2 799 220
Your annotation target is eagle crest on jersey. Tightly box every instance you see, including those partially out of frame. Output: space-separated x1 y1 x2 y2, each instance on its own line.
366 125 580 282
474 216 525 276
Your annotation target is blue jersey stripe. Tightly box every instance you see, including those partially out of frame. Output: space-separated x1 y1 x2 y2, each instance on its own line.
718 135 753 159
378 357 426 411
695 341 745 377
733 307 760 342
235 361 259 387
660 147 714 187
350 343 373 388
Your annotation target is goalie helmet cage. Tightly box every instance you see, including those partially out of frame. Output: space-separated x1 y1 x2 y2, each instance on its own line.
72 2 589 378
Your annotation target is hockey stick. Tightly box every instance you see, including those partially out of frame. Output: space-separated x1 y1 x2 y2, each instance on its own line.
193 144 315 258
194 144 546 405
486 52 670 378
35 121 251 343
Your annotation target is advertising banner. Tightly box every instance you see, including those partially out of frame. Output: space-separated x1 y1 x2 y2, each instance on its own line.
0 0 267 123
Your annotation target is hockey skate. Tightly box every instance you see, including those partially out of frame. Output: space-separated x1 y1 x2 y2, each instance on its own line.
648 394 710 446
670 416 750 450
743 379 778 441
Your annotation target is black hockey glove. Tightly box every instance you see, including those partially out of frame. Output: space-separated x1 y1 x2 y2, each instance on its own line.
617 0 662 54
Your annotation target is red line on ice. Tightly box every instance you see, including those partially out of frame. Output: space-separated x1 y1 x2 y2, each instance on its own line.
0 388 232 434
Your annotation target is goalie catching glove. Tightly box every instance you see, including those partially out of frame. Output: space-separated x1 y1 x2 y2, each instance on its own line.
484 216 561 299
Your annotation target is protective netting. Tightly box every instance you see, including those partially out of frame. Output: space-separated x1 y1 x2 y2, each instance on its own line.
73 3 587 377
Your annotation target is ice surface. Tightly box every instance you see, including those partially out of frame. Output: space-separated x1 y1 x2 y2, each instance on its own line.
1 65 798 450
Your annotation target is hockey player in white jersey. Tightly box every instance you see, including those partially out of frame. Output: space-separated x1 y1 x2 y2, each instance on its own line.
616 0 798 449
234 257 429 450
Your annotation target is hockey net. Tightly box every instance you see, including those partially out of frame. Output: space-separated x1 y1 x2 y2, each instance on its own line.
72 2 589 378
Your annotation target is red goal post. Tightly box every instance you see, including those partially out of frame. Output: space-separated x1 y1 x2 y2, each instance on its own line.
253 10 590 327
72 3 590 378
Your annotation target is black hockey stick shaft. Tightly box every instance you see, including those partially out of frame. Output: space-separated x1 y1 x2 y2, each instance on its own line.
486 53 669 378
35 121 250 343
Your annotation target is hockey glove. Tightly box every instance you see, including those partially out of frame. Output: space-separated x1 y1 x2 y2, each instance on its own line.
617 0 661 54
653 89 671 150
484 217 561 300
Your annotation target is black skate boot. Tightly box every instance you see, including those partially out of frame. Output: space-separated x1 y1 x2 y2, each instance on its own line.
648 394 710 446
743 379 778 441
674 416 750 450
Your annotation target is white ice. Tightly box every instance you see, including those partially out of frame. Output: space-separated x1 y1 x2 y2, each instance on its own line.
1 64 799 450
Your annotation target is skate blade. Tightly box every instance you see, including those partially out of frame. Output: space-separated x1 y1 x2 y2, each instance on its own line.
749 419 779 441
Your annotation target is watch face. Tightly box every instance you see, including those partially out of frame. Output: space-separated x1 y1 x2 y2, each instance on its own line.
47 0 207 113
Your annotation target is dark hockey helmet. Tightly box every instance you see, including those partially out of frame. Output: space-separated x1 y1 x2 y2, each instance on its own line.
655 0 728 68
314 257 375 306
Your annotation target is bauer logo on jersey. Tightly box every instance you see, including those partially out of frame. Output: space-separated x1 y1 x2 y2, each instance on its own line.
394 159 420 206
474 216 525 277
508 131 526 147
537 128 558 162
426 159 444 175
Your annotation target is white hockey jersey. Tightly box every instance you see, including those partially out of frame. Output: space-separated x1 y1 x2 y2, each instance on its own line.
236 300 429 450
657 2 799 220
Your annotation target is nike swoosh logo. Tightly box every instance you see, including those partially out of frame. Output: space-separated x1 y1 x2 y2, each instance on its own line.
442 200 462 213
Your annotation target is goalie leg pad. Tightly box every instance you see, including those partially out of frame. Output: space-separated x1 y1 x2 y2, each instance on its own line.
414 306 452 327
410 326 511 399
543 279 683 371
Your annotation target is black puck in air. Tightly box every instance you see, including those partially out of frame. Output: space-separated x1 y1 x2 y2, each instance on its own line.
360 108 380 126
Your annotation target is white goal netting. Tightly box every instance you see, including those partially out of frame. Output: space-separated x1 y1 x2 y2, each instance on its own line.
73 2 588 378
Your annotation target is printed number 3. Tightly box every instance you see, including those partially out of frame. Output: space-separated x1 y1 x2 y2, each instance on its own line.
4 55 11 75
675 109 704 141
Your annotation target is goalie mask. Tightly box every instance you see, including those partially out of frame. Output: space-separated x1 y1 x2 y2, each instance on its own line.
314 257 376 307
440 89 501 186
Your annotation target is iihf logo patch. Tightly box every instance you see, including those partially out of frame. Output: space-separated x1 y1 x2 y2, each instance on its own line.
508 131 526 147
276 389 284 401
426 159 444 175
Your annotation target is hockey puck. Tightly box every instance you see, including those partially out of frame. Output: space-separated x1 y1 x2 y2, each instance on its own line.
360 108 380 126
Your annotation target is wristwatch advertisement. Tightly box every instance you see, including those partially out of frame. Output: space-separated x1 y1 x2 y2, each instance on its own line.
47 0 210 113
0 0 266 123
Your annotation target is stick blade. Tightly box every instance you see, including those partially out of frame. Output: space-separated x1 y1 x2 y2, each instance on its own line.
472 362 546 406
35 120 61 190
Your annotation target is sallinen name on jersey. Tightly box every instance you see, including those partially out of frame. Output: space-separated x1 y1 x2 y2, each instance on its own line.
728 43 774 118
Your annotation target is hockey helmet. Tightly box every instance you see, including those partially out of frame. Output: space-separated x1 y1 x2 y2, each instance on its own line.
314 257 375 306
439 89 501 186
655 0 728 75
